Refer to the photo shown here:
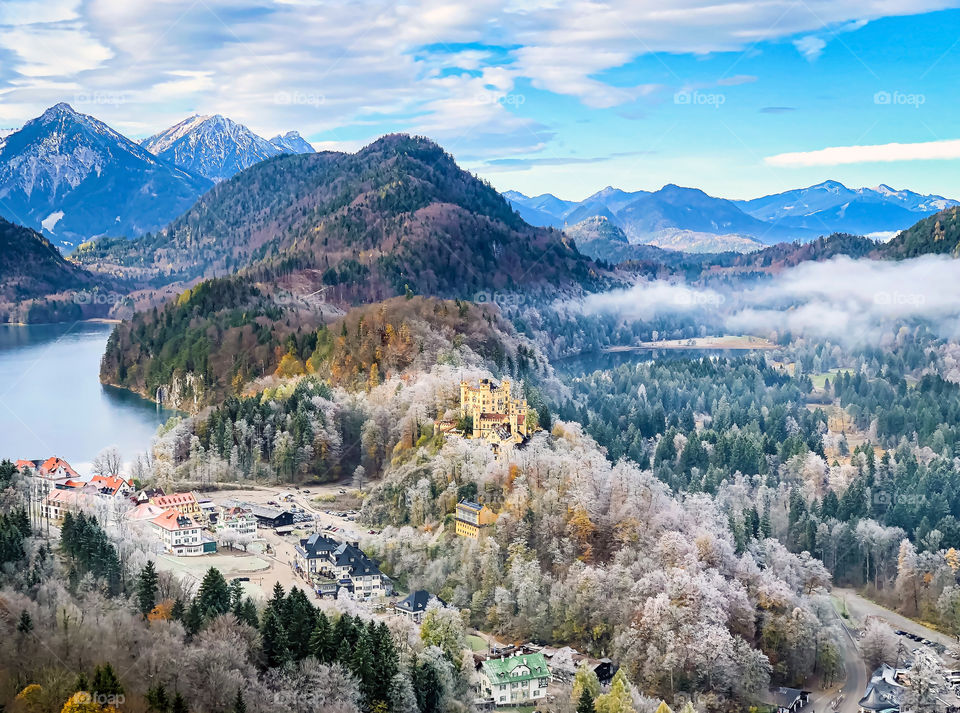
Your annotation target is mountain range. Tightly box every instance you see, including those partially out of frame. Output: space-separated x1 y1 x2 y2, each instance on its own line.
507 180 959 253
141 114 314 183
0 105 313 251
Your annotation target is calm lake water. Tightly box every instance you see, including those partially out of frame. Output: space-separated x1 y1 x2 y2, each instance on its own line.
0 322 176 469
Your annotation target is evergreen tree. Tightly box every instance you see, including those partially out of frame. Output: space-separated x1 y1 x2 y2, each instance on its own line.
171 692 189 713
137 561 159 618
578 688 597 713
91 663 124 698
231 689 246 713
260 607 290 668
146 684 170 713
16 610 33 635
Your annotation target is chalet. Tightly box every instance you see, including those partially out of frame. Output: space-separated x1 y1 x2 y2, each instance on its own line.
150 492 202 519
455 500 497 538
479 652 551 707
395 590 445 623
249 504 295 529
769 687 809 713
151 509 213 556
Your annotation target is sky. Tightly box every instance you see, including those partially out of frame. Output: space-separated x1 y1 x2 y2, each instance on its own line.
2 0 960 200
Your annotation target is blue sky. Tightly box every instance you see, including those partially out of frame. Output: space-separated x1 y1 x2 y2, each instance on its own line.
1 1 960 200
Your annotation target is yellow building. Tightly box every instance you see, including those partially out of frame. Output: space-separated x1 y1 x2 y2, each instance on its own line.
455 499 498 538
460 378 529 442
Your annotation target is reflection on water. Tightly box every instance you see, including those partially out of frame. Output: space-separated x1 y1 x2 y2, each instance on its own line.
0 322 177 468
556 347 765 377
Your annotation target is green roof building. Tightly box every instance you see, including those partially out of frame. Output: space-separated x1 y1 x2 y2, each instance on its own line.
479 652 551 706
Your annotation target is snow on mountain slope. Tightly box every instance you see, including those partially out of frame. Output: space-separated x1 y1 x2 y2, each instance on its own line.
270 131 315 154
0 103 212 251
142 114 284 182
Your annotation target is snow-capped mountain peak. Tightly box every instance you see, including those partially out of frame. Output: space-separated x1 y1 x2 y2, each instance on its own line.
269 130 315 155
143 115 312 182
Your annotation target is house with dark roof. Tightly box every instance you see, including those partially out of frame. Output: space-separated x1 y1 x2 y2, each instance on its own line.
768 687 809 713
395 590 445 623
857 664 906 713
294 534 386 598
479 652 551 707
248 504 295 529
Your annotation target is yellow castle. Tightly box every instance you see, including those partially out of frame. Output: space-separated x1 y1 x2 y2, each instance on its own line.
459 378 528 456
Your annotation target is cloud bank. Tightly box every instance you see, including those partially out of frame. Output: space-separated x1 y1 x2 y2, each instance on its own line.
579 255 960 344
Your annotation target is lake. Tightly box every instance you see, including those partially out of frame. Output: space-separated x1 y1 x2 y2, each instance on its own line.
0 322 177 470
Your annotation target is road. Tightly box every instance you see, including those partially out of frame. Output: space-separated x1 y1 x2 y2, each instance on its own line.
810 597 867 713
834 587 958 653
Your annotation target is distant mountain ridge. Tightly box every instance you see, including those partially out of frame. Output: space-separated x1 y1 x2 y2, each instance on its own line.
0 103 212 252
507 179 958 252
142 114 314 182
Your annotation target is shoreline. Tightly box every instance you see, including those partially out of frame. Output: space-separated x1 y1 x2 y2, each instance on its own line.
603 336 776 352
4 317 122 327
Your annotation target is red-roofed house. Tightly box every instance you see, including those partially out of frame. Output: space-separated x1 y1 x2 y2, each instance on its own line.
150 492 202 519
90 475 134 499
125 503 166 522
150 509 208 556
38 457 79 479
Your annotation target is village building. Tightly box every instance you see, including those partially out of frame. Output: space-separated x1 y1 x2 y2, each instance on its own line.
215 506 257 537
125 503 166 523
455 499 498 538
150 509 214 556
769 687 810 713
395 590 445 623
43 489 92 521
294 533 387 598
150 492 203 519
478 652 551 707
89 475 134 499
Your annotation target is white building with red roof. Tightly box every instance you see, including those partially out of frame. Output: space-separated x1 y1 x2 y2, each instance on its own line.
89 475 134 499
150 509 210 556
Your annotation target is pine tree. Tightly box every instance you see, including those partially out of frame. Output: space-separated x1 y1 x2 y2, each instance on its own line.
231 689 246 713
137 561 159 618
146 684 170 713
91 663 124 698
260 607 289 668
577 688 596 713
171 691 189 713
16 610 33 635
308 613 332 663
171 598 186 621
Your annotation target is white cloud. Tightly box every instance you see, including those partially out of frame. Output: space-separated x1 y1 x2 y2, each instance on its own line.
579 255 960 345
765 139 960 167
793 35 826 60
0 0 958 152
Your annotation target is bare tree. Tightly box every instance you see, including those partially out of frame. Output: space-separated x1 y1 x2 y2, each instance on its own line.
92 446 124 477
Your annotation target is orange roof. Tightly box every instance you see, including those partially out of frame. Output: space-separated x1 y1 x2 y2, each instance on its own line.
38 457 79 477
151 509 200 532
151 493 198 509
126 503 166 521
62 480 86 489
90 475 131 494
15 459 40 470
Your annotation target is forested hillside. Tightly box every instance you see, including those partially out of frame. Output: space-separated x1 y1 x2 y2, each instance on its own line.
880 205 960 258
76 134 602 300
0 217 117 323
101 292 547 410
